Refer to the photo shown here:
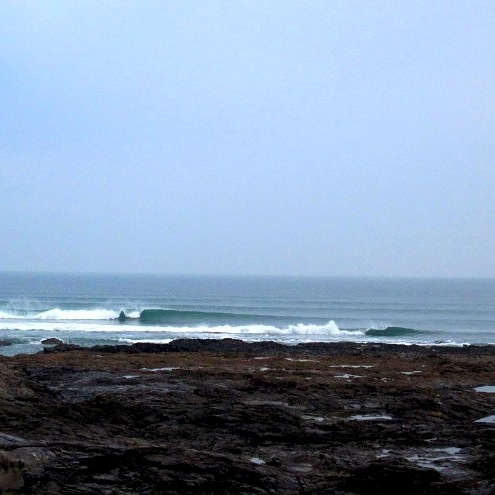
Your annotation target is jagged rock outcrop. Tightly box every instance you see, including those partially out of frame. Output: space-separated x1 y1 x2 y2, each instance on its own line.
0 340 495 493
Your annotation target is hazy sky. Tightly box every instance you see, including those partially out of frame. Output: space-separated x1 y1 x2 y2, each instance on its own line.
1 1 494 277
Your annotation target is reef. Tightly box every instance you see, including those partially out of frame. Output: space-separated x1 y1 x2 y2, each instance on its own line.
1 339 495 494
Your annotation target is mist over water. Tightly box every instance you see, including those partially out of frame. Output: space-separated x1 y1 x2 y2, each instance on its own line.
0 273 494 355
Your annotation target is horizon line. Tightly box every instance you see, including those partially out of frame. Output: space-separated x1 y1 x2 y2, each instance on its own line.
1 269 494 281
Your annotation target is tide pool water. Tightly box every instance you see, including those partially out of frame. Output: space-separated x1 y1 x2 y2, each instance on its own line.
0 273 494 355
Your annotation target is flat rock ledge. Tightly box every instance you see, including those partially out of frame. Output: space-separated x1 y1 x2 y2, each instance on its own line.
1 339 495 494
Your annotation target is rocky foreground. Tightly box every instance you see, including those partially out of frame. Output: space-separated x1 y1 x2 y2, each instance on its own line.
1 339 495 494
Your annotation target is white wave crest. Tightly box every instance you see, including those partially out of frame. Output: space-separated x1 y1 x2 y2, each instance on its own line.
0 311 19 319
118 338 174 345
152 320 364 336
286 321 362 336
34 309 119 320
0 319 364 337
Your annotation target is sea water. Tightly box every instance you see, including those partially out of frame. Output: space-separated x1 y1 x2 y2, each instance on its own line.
0 273 494 355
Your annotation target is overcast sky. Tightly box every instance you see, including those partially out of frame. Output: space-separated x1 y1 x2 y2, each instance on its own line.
0 1 494 277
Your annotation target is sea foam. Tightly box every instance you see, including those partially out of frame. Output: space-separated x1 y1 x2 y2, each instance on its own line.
35 309 119 320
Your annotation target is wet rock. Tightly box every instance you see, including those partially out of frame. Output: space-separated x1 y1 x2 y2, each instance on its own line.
0 450 24 492
41 338 64 346
0 340 495 493
338 460 456 494
43 343 83 353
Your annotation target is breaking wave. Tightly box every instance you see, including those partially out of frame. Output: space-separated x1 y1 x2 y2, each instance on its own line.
137 308 266 324
0 319 363 338
1 307 290 325
0 307 429 341
365 326 426 337
0 308 120 320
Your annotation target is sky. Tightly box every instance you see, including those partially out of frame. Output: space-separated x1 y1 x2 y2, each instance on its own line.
0 1 494 277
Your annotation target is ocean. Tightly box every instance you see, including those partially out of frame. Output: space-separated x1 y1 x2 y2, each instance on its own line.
0 272 494 355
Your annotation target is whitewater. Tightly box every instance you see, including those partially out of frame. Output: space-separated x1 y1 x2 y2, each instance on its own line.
0 273 494 355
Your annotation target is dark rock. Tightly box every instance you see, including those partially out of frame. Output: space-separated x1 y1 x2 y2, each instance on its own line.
339 460 457 494
0 450 24 492
43 343 82 353
41 338 63 346
0 340 495 493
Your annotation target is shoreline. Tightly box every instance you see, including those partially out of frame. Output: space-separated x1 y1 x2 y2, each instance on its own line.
1 339 495 493
0 335 491 359
39 337 495 357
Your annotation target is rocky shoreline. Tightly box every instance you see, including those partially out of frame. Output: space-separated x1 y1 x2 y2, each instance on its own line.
1 339 495 494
